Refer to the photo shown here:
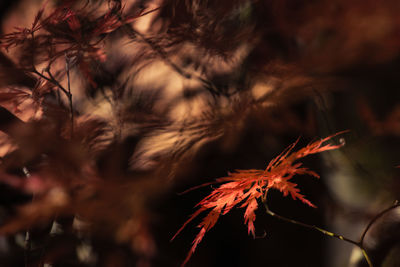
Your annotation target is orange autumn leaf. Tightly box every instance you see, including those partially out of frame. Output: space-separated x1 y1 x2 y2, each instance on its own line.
172 131 347 266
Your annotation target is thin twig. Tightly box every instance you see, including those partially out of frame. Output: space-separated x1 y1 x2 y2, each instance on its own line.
31 62 75 138
263 202 359 246
121 23 223 97
22 167 31 267
31 67 69 97
65 53 74 138
24 230 30 267
29 32 70 97
263 201 373 267
46 68 70 99
359 200 400 244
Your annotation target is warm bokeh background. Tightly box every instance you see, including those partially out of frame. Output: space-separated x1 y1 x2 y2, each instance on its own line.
0 0 399 266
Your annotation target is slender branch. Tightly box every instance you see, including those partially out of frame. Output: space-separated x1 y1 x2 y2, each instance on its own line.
121 23 223 97
263 201 373 267
263 202 359 246
29 31 71 99
46 68 70 98
24 230 30 267
65 53 74 138
31 67 69 97
31 61 75 138
29 32 68 96
359 200 400 244
22 167 31 267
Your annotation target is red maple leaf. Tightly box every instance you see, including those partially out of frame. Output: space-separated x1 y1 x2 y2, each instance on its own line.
172 131 347 266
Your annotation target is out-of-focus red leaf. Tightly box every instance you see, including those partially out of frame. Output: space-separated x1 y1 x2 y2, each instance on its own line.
66 10 81 32
358 98 400 136
32 3 46 31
